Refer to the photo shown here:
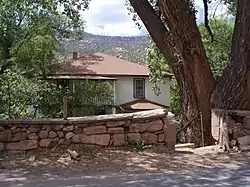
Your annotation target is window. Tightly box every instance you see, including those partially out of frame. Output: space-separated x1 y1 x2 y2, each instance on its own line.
133 78 145 98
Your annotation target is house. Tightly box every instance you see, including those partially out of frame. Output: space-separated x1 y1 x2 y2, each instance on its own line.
47 52 172 115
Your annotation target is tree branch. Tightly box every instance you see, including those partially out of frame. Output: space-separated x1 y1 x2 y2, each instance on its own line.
128 0 178 65
203 0 214 42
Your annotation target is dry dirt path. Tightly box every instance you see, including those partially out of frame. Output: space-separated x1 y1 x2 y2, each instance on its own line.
0 164 250 187
0 147 250 186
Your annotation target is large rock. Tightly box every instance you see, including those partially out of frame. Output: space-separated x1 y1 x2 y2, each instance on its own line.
84 126 106 135
243 117 250 130
129 120 163 133
53 125 64 131
42 125 52 131
158 134 164 143
39 139 53 148
163 116 176 145
57 131 64 138
38 130 48 139
58 138 71 146
12 128 23 134
113 134 125 146
108 127 124 134
194 145 224 155
53 137 59 143
28 126 40 133
12 132 27 141
74 127 83 134
0 130 12 142
58 139 65 145
72 134 80 143
238 135 250 146
65 132 74 140
48 131 57 139
6 140 38 151
80 134 110 146
63 125 74 132
28 133 39 140
155 130 164 134
127 133 141 145
62 139 71 145
106 121 125 127
141 133 157 144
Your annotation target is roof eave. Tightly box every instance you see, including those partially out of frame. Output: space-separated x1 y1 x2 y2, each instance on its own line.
46 73 173 78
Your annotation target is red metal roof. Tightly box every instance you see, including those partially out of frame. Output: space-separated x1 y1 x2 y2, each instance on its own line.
120 99 168 110
50 53 172 77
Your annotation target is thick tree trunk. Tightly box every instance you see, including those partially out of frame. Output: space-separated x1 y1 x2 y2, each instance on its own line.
129 0 215 146
210 0 250 148
211 0 250 110
157 0 216 145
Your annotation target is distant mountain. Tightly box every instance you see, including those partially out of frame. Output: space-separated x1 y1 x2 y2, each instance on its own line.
83 32 149 43
62 32 150 64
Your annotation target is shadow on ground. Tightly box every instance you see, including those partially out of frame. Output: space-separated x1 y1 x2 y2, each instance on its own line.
1 146 250 186
0 164 250 186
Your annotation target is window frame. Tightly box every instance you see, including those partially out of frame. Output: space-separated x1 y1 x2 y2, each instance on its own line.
133 78 145 99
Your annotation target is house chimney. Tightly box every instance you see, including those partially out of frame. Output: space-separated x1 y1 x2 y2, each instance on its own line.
73 52 78 60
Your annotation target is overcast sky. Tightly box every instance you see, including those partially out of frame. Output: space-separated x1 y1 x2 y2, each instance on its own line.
82 0 227 36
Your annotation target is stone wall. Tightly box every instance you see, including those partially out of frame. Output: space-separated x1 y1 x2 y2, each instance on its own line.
211 109 250 148
0 109 177 152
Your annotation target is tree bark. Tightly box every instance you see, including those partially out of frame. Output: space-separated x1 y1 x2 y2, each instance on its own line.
129 0 215 146
157 0 216 145
211 0 250 110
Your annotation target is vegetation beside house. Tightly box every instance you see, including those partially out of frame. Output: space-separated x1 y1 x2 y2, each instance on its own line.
47 52 172 117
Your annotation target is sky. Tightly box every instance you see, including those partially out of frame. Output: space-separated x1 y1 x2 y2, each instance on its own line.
82 0 227 36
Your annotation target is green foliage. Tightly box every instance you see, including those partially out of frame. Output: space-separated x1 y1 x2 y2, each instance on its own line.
146 39 169 95
68 80 115 116
200 16 234 80
0 0 118 119
169 78 181 120
0 69 114 118
0 68 66 119
146 39 180 118
146 16 233 119
222 0 237 15
15 19 60 76
36 80 67 118
0 0 87 73
0 69 37 118
130 140 152 152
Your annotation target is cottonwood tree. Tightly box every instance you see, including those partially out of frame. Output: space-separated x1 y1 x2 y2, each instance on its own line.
128 0 249 146
146 16 234 142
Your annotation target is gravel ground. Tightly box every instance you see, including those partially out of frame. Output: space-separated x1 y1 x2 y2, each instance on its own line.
0 145 250 186
0 162 250 187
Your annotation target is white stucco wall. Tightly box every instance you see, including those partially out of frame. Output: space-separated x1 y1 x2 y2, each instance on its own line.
115 76 170 106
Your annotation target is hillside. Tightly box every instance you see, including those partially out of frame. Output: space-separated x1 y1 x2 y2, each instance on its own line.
62 32 150 64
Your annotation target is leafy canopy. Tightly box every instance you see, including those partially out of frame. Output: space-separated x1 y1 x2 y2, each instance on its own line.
0 0 89 74
0 0 114 119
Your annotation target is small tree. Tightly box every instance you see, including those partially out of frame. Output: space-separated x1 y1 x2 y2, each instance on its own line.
68 80 114 116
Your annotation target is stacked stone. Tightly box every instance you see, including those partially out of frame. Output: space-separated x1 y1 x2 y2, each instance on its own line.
0 110 177 152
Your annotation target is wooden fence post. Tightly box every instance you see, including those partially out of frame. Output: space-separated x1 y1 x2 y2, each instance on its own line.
63 96 68 120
